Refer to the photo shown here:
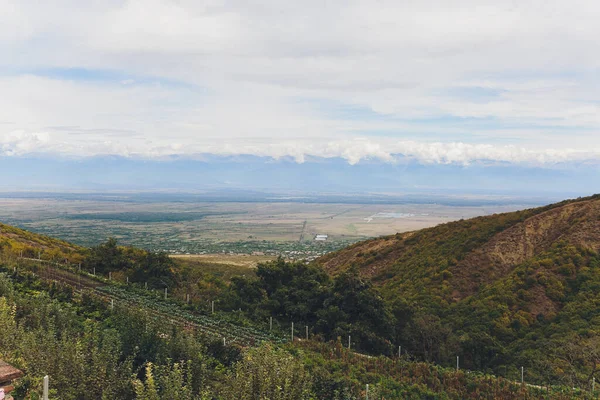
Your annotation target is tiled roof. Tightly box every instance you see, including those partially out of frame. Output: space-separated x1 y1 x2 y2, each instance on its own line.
0 360 23 384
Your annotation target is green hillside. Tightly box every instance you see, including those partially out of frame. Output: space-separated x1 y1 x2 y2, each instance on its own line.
315 194 600 384
0 221 84 263
0 252 590 399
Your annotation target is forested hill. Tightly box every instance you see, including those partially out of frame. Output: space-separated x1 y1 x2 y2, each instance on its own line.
314 194 600 378
317 194 600 302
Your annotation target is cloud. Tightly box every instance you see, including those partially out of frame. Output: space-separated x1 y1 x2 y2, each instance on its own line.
1 0 600 167
1 131 51 156
2 128 599 167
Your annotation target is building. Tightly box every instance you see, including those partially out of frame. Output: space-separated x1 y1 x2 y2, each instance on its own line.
314 234 328 241
0 360 23 400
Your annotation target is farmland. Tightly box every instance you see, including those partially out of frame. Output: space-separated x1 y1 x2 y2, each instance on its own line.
0 193 538 258
96 285 284 346
171 254 273 281
4 259 284 347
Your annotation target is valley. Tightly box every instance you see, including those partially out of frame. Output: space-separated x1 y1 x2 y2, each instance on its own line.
2 194 600 398
0 193 536 259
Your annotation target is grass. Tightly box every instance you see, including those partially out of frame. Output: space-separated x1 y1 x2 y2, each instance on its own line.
172 254 275 268
172 255 268 281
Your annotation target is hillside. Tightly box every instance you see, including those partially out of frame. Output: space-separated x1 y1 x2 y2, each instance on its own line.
317 194 600 300
2 228 595 398
315 194 600 380
0 221 83 262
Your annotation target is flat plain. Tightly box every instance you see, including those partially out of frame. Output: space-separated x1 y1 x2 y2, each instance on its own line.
0 195 539 256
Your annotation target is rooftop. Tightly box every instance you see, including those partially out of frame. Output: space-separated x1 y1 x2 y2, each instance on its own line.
0 360 23 384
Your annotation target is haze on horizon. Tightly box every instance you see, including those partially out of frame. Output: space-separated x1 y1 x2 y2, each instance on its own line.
1 0 599 195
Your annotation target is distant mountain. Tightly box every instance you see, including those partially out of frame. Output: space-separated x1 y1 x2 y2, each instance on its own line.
1 155 598 196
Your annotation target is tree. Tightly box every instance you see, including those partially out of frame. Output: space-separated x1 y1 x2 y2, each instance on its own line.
408 314 455 363
133 361 205 400
220 344 313 400
130 251 175 289
317 267 395 354
85 238 130 274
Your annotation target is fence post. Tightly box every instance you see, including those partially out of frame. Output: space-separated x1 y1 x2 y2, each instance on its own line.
43 375 49 400
291 322 294 341
366 383 369 400
521 366 524 384
348 335 351 350
399 346 401 358
111 299 114 310
270 317 273 331
306 325 309 340
457 356 459 371
211 301 215 314
164 288 168 300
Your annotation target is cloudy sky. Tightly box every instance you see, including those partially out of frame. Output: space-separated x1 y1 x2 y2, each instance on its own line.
1 0 599 169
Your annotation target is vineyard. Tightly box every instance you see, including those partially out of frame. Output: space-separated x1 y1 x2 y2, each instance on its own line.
11 259 285 347
96 285 285 346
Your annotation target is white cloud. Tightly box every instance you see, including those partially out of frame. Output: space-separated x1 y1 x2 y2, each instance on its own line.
1 131 51 156
1 0 600 165
2 128 599 166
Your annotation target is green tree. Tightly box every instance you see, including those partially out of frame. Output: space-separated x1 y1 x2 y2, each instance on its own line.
317 268 395 354
85 238 130 274
220 344 314 400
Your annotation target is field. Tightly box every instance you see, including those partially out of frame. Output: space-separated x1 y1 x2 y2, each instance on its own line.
172 254 273 280
0 194 539 257
172 254 275 267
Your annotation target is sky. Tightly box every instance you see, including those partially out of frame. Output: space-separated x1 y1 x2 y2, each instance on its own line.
1 0 600 194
